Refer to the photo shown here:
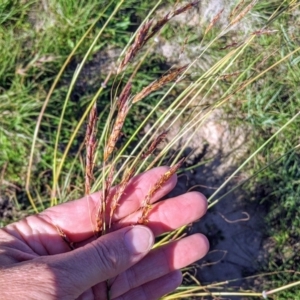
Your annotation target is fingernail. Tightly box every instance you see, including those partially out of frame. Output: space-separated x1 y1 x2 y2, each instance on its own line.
124 226 154 254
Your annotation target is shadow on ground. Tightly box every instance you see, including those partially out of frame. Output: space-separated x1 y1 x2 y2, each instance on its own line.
165 110 269 298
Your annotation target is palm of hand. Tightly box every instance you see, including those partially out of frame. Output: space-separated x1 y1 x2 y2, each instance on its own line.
0 168 208 300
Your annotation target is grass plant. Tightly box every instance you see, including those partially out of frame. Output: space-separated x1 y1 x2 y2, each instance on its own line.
2 0 300 299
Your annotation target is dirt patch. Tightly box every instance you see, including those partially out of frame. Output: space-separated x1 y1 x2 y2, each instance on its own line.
164 108 268 297
154 0 261 69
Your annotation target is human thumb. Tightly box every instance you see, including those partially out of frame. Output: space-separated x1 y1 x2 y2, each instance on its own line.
47 225 154 297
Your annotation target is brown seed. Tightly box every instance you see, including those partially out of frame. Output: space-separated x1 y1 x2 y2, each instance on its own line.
95 205 103 236
138 158 185 224
104 84 132 162
118 81 132 109
118 1 199 73
170 0 200 18
230 0 245 18
204 8 224 35
118 21 153 73
141 131 168 159
109 167 135 227
145 1 200 43
230 0 258 26
104 165 115 203
85 102 97 195
132 65 188 103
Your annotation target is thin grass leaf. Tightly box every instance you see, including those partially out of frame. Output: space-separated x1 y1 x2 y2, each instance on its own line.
141 131 168 159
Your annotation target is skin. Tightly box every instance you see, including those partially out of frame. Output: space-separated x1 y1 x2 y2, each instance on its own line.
0 167 209 300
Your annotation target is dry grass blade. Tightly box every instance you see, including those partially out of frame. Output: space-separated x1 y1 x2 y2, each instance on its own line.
171 0 200 16
219 71 242 80
137 158 185 224
118 21 153 73
109 167 135 228
117 81 132 109
230 0 258 26
85 102 97 195
145 1 200 43
132 65 188 103
104 83 132 161
144 14 170 43
204 8 224 35
230 0 245 18
141 131 168 159
118 1 199 74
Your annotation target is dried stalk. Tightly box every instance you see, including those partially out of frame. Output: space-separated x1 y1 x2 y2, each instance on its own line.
138 158 185 224
85 102 97 195
132 65 188 103
101 82 132 233
141 131 168 159
118 1 199 73
118 21 153 73
230 0 258 26
204 8 224 35
230 0 245 18
145 1 200 43
117 81 132 109
104 83 132 161
219 71 242 80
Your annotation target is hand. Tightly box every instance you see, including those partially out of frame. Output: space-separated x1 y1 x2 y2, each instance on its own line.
0 167 209 300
